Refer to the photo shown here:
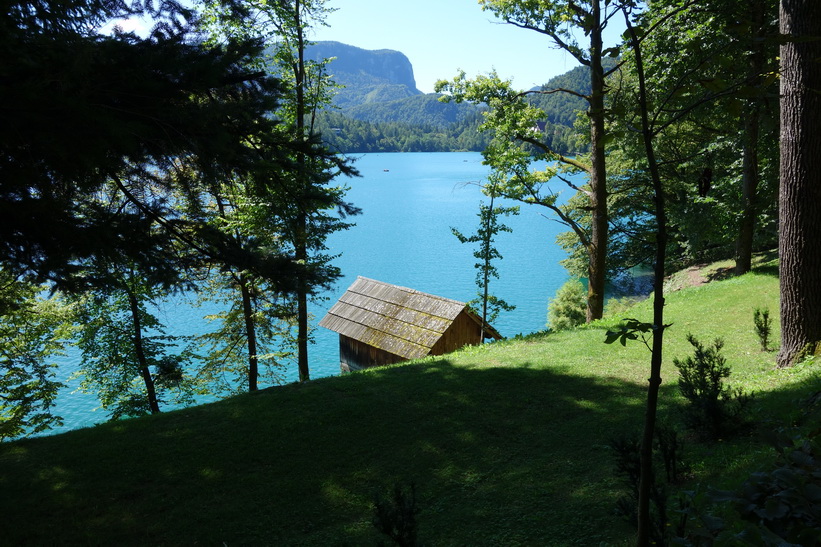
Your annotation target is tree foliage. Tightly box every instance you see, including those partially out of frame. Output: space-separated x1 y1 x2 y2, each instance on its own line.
674 335 752 440
603 0 779 275
0 0 358 431
202 0 360 383
1 0 311 291
72 266 197 420
439 0 624 322
547 278 587 331
189 175 300 394
0 271 70 439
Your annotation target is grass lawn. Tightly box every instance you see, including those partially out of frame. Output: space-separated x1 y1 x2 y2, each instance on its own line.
1 257 819 545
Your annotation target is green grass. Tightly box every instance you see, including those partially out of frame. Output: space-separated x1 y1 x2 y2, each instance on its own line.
2 258 819 545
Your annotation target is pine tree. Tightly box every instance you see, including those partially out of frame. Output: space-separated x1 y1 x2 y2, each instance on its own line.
1 0 304 290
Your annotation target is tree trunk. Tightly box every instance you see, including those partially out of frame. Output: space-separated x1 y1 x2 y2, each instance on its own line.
480 193 495 342
586 0 608 322
776 0 821 367
735 0 766 276
296 226 310 382
627 15 668 546
126 288 161 414
239 275 259 391
294 0 311 382
735 104 760 275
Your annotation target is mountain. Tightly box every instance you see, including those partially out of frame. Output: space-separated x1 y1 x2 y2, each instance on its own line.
306 41 423 109
342 92 483 127
306 41 592 155
529 65 591 127
528 59 616 127
307 41 490 152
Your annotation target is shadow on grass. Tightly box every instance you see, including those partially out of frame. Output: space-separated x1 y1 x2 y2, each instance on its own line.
751 262 779 277
1 358 816 545
751 249 779 277
706 266 735 283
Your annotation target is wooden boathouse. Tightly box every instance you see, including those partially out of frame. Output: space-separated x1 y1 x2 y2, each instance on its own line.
319 277 502 372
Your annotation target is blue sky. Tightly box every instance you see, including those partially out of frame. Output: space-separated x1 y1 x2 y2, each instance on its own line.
312 0 586 93
109 1 626 94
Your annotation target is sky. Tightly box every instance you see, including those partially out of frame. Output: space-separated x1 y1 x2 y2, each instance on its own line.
109 1 626 94
311 0 586 94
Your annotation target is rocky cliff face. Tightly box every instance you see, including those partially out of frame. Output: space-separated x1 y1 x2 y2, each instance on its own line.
306 41 422 108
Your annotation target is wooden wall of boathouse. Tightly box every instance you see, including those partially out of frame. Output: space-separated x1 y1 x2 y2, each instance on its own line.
338 309 486 372
429 310 484 356
321 277 501 372
339 335 405 372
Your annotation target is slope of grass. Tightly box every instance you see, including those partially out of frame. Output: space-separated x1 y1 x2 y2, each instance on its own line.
1 261 819 545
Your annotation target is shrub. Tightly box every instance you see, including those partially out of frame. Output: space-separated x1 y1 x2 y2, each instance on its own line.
730 431 821 544
547 278 587 331
603 295 641 319
674 430 821 545
753 307 772 351
674 334 752 440
373 482 419 547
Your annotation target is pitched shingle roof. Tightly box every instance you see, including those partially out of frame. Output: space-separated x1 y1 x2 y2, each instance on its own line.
319 277 493 360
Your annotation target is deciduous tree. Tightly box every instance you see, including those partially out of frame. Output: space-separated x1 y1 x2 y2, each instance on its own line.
735 0 778 275
439 0 623 322
602 0 779 279
190 181 298 394
0 271 71 439
620 9 671 542
202 0 359 382
72 263 197 419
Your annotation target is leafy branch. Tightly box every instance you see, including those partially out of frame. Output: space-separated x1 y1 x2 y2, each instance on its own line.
605 318 672 352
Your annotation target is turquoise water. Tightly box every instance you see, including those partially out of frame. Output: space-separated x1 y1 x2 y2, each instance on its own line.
43 152 575 435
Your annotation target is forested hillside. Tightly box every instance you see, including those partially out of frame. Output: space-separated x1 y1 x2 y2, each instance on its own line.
310 41 591 154
316 109 489 153
526 63 606 154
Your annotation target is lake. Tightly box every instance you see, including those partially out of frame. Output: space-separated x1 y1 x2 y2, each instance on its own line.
43 152 575 436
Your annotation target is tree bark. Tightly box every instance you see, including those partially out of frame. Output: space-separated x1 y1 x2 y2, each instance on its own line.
480 193 495 343
735 0 766 275
626 14 668 546
586 0 608 322
776 0 821 367
294 0 311 382
126 287 161 414
239 275 259 391
735 104 761 275
296 231 310 382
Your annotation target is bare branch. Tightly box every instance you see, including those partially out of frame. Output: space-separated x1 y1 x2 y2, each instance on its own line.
556 173 589 196
110 172 212 259
501 17 590 66
517 134 592 173
511 172 591 248
517 86 589 101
